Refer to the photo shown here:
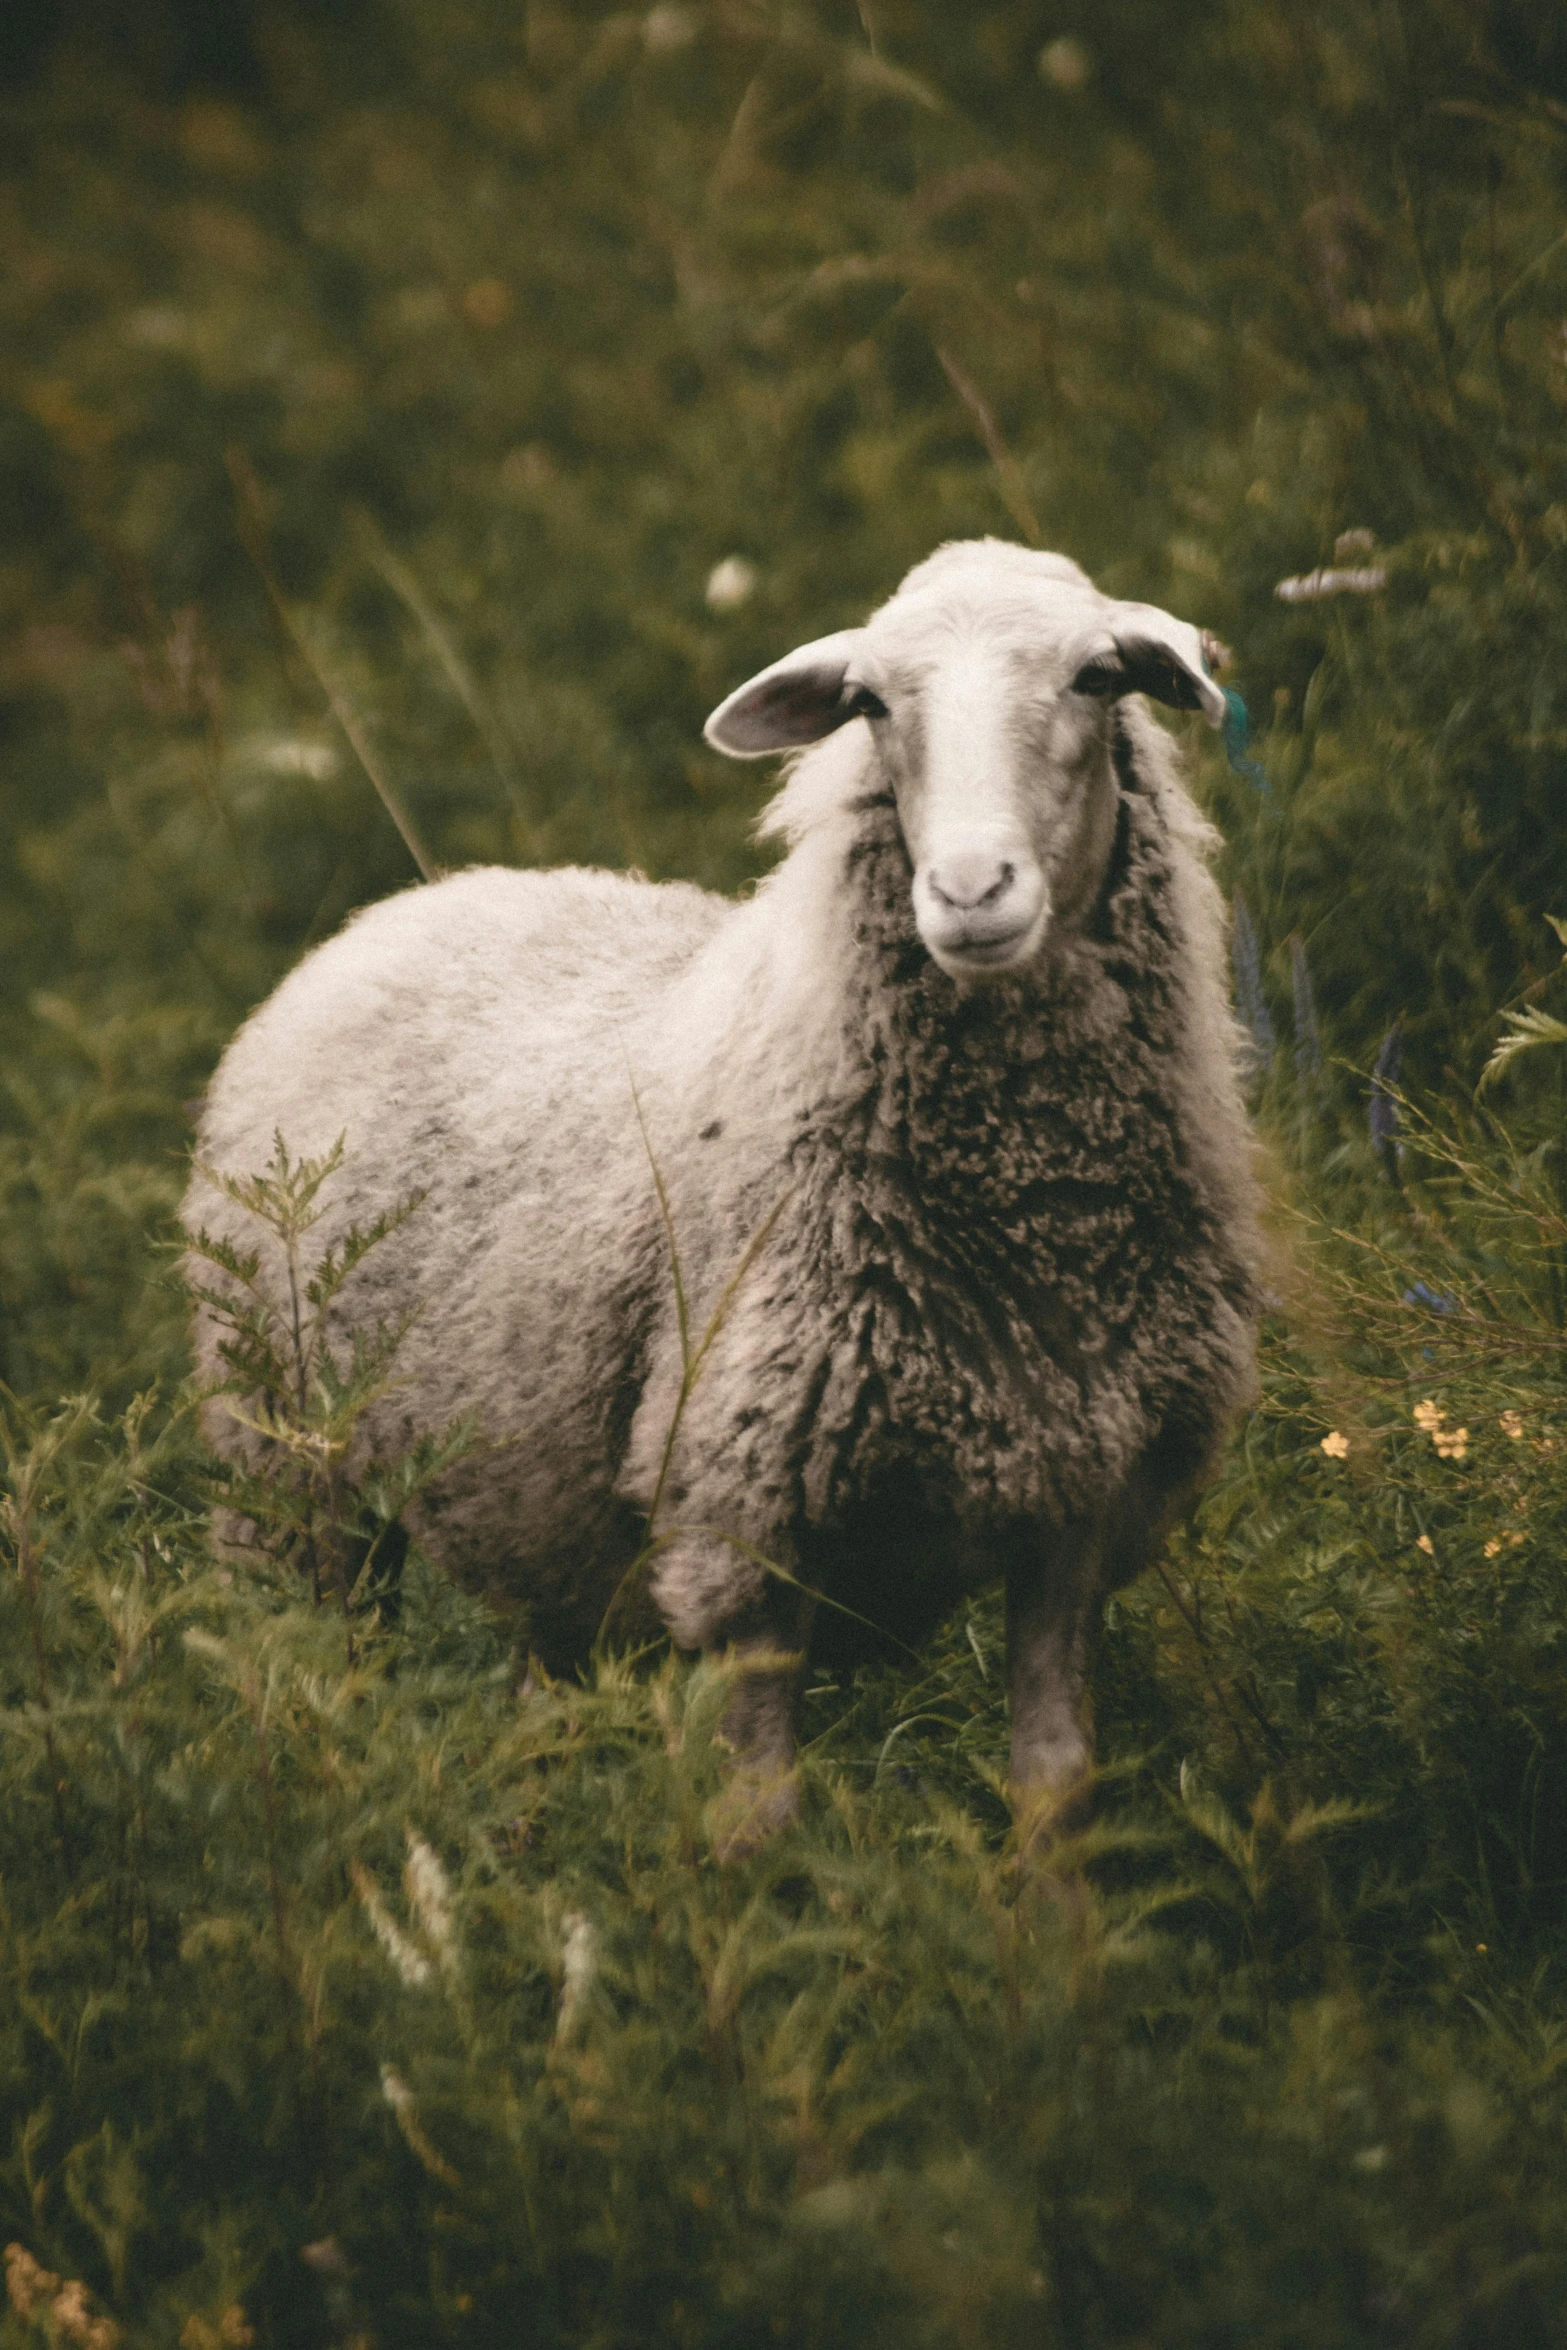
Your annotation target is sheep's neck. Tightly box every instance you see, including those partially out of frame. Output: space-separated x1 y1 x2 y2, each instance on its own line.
820 787 1202 1282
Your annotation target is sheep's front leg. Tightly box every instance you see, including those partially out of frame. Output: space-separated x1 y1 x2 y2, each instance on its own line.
1004 1520 1104 1834
651 1527 814 1857
711 1580 815 1856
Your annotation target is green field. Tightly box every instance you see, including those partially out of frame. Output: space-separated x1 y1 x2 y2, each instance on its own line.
5 4 1567 2342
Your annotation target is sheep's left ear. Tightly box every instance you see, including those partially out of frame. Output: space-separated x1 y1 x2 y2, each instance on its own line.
1068 603 1228 729
704 630 870 758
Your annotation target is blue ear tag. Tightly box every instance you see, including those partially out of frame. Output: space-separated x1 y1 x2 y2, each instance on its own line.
1220 686 1270 794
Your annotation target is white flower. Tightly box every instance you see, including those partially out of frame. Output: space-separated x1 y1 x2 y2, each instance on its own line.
259 736 338 780
555 1910 598 2043
1038 37 1092 90
644 6 697 54
404 1831 457 1974
705 556 758 613
1275 567 1387 603
352 1861 431 1988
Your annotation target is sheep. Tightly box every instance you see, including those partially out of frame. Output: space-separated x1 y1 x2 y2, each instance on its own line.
185 537 1262 1844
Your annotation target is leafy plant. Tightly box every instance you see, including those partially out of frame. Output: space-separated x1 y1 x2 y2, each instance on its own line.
185 1134 473 1642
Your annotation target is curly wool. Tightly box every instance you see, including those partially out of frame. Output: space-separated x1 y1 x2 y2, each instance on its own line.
633 714 1258 1651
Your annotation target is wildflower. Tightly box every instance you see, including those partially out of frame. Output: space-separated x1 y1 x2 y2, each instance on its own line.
644 4 697 49
1413 1399 1468 1459
351 1860 431 1988
556 1910 598 2043
404 1831 458 1975
1320 1430 1350 1459
4 2255 120 2348
1484 1539 1501 1558
1038 35 1093 89
54 2283 120 2349
300 2240 350 2279
1275 566 1388 602
1500 1410 1524 1439
1416 1535 1434 1555
705 555 757 613
5 2244 60 2321
259 736 337 781
1404 1282 1457 1315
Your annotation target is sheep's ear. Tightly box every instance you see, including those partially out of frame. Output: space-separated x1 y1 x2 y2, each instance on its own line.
1068 604 1228 729
704 630 869 759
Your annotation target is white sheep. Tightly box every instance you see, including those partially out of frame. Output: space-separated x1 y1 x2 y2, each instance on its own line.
186 539 1262 1841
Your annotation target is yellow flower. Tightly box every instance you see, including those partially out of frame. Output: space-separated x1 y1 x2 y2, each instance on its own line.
1416 1535 1434 1555
1413 1399 1467 1459
1500 1410 1524 1440
1484 1539 1501 1558
5 2246 60 2322
1319 1430 1349 1459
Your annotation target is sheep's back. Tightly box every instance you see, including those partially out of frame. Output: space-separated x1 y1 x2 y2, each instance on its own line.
196 864 723 1177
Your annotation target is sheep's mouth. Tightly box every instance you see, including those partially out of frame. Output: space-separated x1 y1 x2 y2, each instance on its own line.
926 920 1042 977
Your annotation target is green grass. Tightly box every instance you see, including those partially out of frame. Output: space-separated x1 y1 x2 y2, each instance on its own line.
6 2 1567 2342
5 1186 1567 2347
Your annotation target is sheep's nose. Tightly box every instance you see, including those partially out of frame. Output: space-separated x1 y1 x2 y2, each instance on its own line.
927 855 1015 911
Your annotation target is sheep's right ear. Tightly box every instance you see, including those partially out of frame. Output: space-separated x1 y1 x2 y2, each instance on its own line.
704 631 869 759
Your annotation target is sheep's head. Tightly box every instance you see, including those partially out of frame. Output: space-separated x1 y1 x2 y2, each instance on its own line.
704 540 1227 980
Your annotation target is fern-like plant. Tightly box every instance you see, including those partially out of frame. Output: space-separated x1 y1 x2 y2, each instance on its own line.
184 1135 472 1648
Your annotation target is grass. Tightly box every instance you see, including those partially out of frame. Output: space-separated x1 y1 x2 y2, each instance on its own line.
4 1003 1567 2348
6 2 1567 2341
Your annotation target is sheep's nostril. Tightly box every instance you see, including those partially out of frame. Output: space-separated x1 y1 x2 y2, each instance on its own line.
928 856 1015 912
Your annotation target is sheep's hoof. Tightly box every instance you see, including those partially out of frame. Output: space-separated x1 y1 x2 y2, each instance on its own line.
709 1763 801 1863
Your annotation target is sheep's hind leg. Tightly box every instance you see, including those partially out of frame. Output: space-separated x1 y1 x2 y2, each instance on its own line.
1004 1520 1104 1846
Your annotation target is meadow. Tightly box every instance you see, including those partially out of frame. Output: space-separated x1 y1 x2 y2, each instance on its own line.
4 3 1567 2342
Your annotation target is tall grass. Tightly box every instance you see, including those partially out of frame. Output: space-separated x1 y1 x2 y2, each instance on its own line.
5 2 1567 2341
2 1025 1567 2346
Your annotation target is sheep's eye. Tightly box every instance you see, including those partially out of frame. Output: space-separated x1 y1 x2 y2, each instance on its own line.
843 684 889 721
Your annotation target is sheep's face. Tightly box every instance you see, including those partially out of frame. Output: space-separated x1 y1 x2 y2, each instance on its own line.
704 541 1227 982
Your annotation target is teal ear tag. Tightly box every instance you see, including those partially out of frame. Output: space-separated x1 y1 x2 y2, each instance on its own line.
1220 687 1269 794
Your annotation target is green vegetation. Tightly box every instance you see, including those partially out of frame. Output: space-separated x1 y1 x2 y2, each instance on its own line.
5 2 1567 2341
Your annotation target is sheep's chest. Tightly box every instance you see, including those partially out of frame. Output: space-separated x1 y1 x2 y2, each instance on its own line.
789 802 1234 1534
